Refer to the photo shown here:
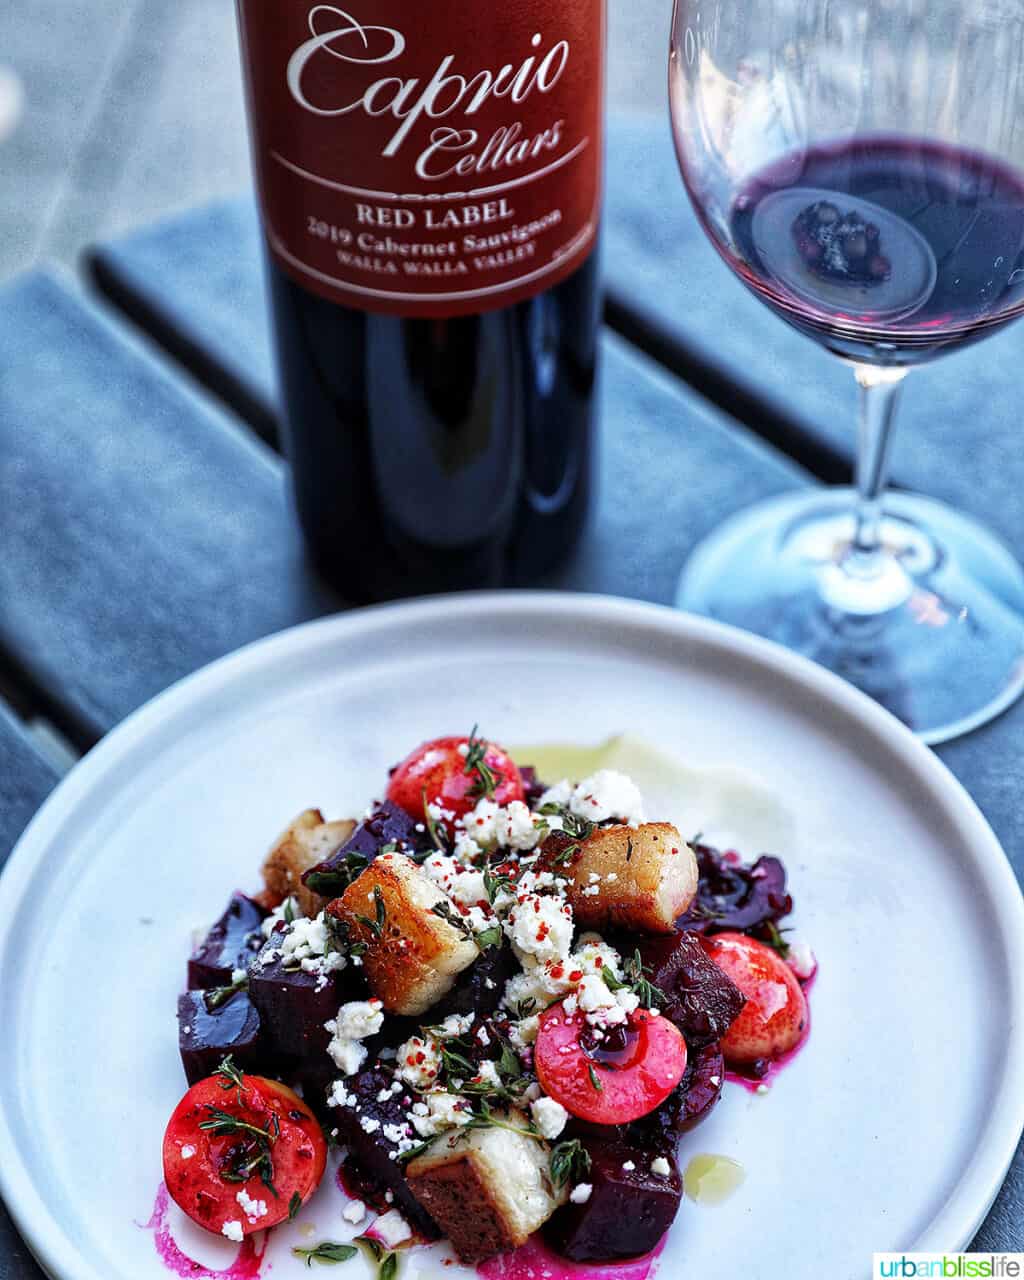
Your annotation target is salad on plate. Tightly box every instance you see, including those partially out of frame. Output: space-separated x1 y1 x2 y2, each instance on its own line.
161 730 814 1273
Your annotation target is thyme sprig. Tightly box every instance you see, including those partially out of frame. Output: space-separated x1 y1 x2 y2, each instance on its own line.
291 1241 359 1267
198 1107 281 1195
602 949 666 1010
587 1063 604 1092
204 973 249 1012
215 1055 247 1103
466 1098 542 1141
550 1138 592 1190
763 921 792 959
354 885 388 938
464 725 499 799
355 1236 401 1280
430 899 476 942
304 852 369 898
422 787 448 852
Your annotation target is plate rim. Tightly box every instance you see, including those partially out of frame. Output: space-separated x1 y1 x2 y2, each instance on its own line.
1 590 1022 1278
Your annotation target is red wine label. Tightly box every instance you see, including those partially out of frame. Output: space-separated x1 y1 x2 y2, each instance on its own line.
236 2 604 317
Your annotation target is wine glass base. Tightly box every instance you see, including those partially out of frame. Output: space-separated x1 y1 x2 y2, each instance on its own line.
677 488 1024 743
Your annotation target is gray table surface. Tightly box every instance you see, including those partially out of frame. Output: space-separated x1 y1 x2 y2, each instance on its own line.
0 111 1022 1277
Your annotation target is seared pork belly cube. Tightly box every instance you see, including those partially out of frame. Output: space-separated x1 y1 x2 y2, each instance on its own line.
328 1067 440 1239
247 935 356 1059
177 989 264 1086
302 801 424 898
330 852 478 1016
187 893 267 990
637 930 745 1049
406 1117 566 1264
563 824 698 934
262 809 356 918
545 1140 682 1262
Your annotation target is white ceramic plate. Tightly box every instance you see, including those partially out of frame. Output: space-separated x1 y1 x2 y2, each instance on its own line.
1 593 1022 1280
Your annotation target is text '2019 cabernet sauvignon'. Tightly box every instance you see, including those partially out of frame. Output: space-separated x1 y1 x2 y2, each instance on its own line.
235 2 606 600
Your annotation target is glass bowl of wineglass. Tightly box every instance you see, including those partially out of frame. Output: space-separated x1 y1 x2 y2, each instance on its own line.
669 0 1024 742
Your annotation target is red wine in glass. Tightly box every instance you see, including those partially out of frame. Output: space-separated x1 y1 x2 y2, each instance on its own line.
715 135 1024 365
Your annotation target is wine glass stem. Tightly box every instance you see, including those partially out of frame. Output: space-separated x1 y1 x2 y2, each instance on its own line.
817 362 912 616
852 362 907 557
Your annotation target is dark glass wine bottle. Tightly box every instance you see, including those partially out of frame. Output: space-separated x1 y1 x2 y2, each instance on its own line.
236 2 606 600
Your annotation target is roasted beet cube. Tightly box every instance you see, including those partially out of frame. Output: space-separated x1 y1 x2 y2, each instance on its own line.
177 989 264 1086
638 930 745 1050
291 1058 339 1125
428 942 518 1023
675 846 792 935
328 1067 440 1239
187 893 267 990
632 1042 726 1144
247 935 355 1059
518 765 546 807
675 1041 726 1132
302 801 424 897
545 1140 682 1262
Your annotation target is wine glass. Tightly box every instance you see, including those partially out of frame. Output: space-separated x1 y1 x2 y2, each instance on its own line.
669 0 1024 742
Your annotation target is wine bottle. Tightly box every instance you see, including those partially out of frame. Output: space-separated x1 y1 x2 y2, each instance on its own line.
235 2 605 600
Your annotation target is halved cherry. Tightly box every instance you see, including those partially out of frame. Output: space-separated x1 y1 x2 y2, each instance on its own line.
535 999 687 1124
163 1068 326 1238
701 931 808 1064
386 733 525 832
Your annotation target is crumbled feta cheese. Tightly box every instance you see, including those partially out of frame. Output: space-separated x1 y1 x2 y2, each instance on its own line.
274 911 348 989
328 1079 357 1109
570 770 644 826
342 1200 366 1224
426 800 456 828
410 1091 472 1137
230 967 248 984
462 798 501 845
651 1157 672 1177
569 1183 593 1204
474 1060 502 1087
786 941 817 981
260 897 299 938
574 935 623 979
508 1014 540 1050
756 1083 770 1095
538 779 573 809
622 1160 636 1172
440 1013 473 1036
395 1035 443 1089
236 1188 268 1222
576 973 617 1013
497 800 543 850
360 1116 382 1134
180 1144 196 1160
221 1220 244 1243
504 893 574 966
531 1096 569 1139
373 1209 412 1248
325 998 384 1074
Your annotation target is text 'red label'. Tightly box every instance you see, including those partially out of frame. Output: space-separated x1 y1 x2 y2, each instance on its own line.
236 2 605 317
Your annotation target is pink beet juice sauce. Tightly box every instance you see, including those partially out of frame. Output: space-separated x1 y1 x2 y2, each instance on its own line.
479 1235 667 1280
143 1183 267 1280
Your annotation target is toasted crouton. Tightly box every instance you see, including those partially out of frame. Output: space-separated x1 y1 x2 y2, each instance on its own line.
261 809 355 919
564 822 698 933
329 852 478 1015
406 1117 566 1263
